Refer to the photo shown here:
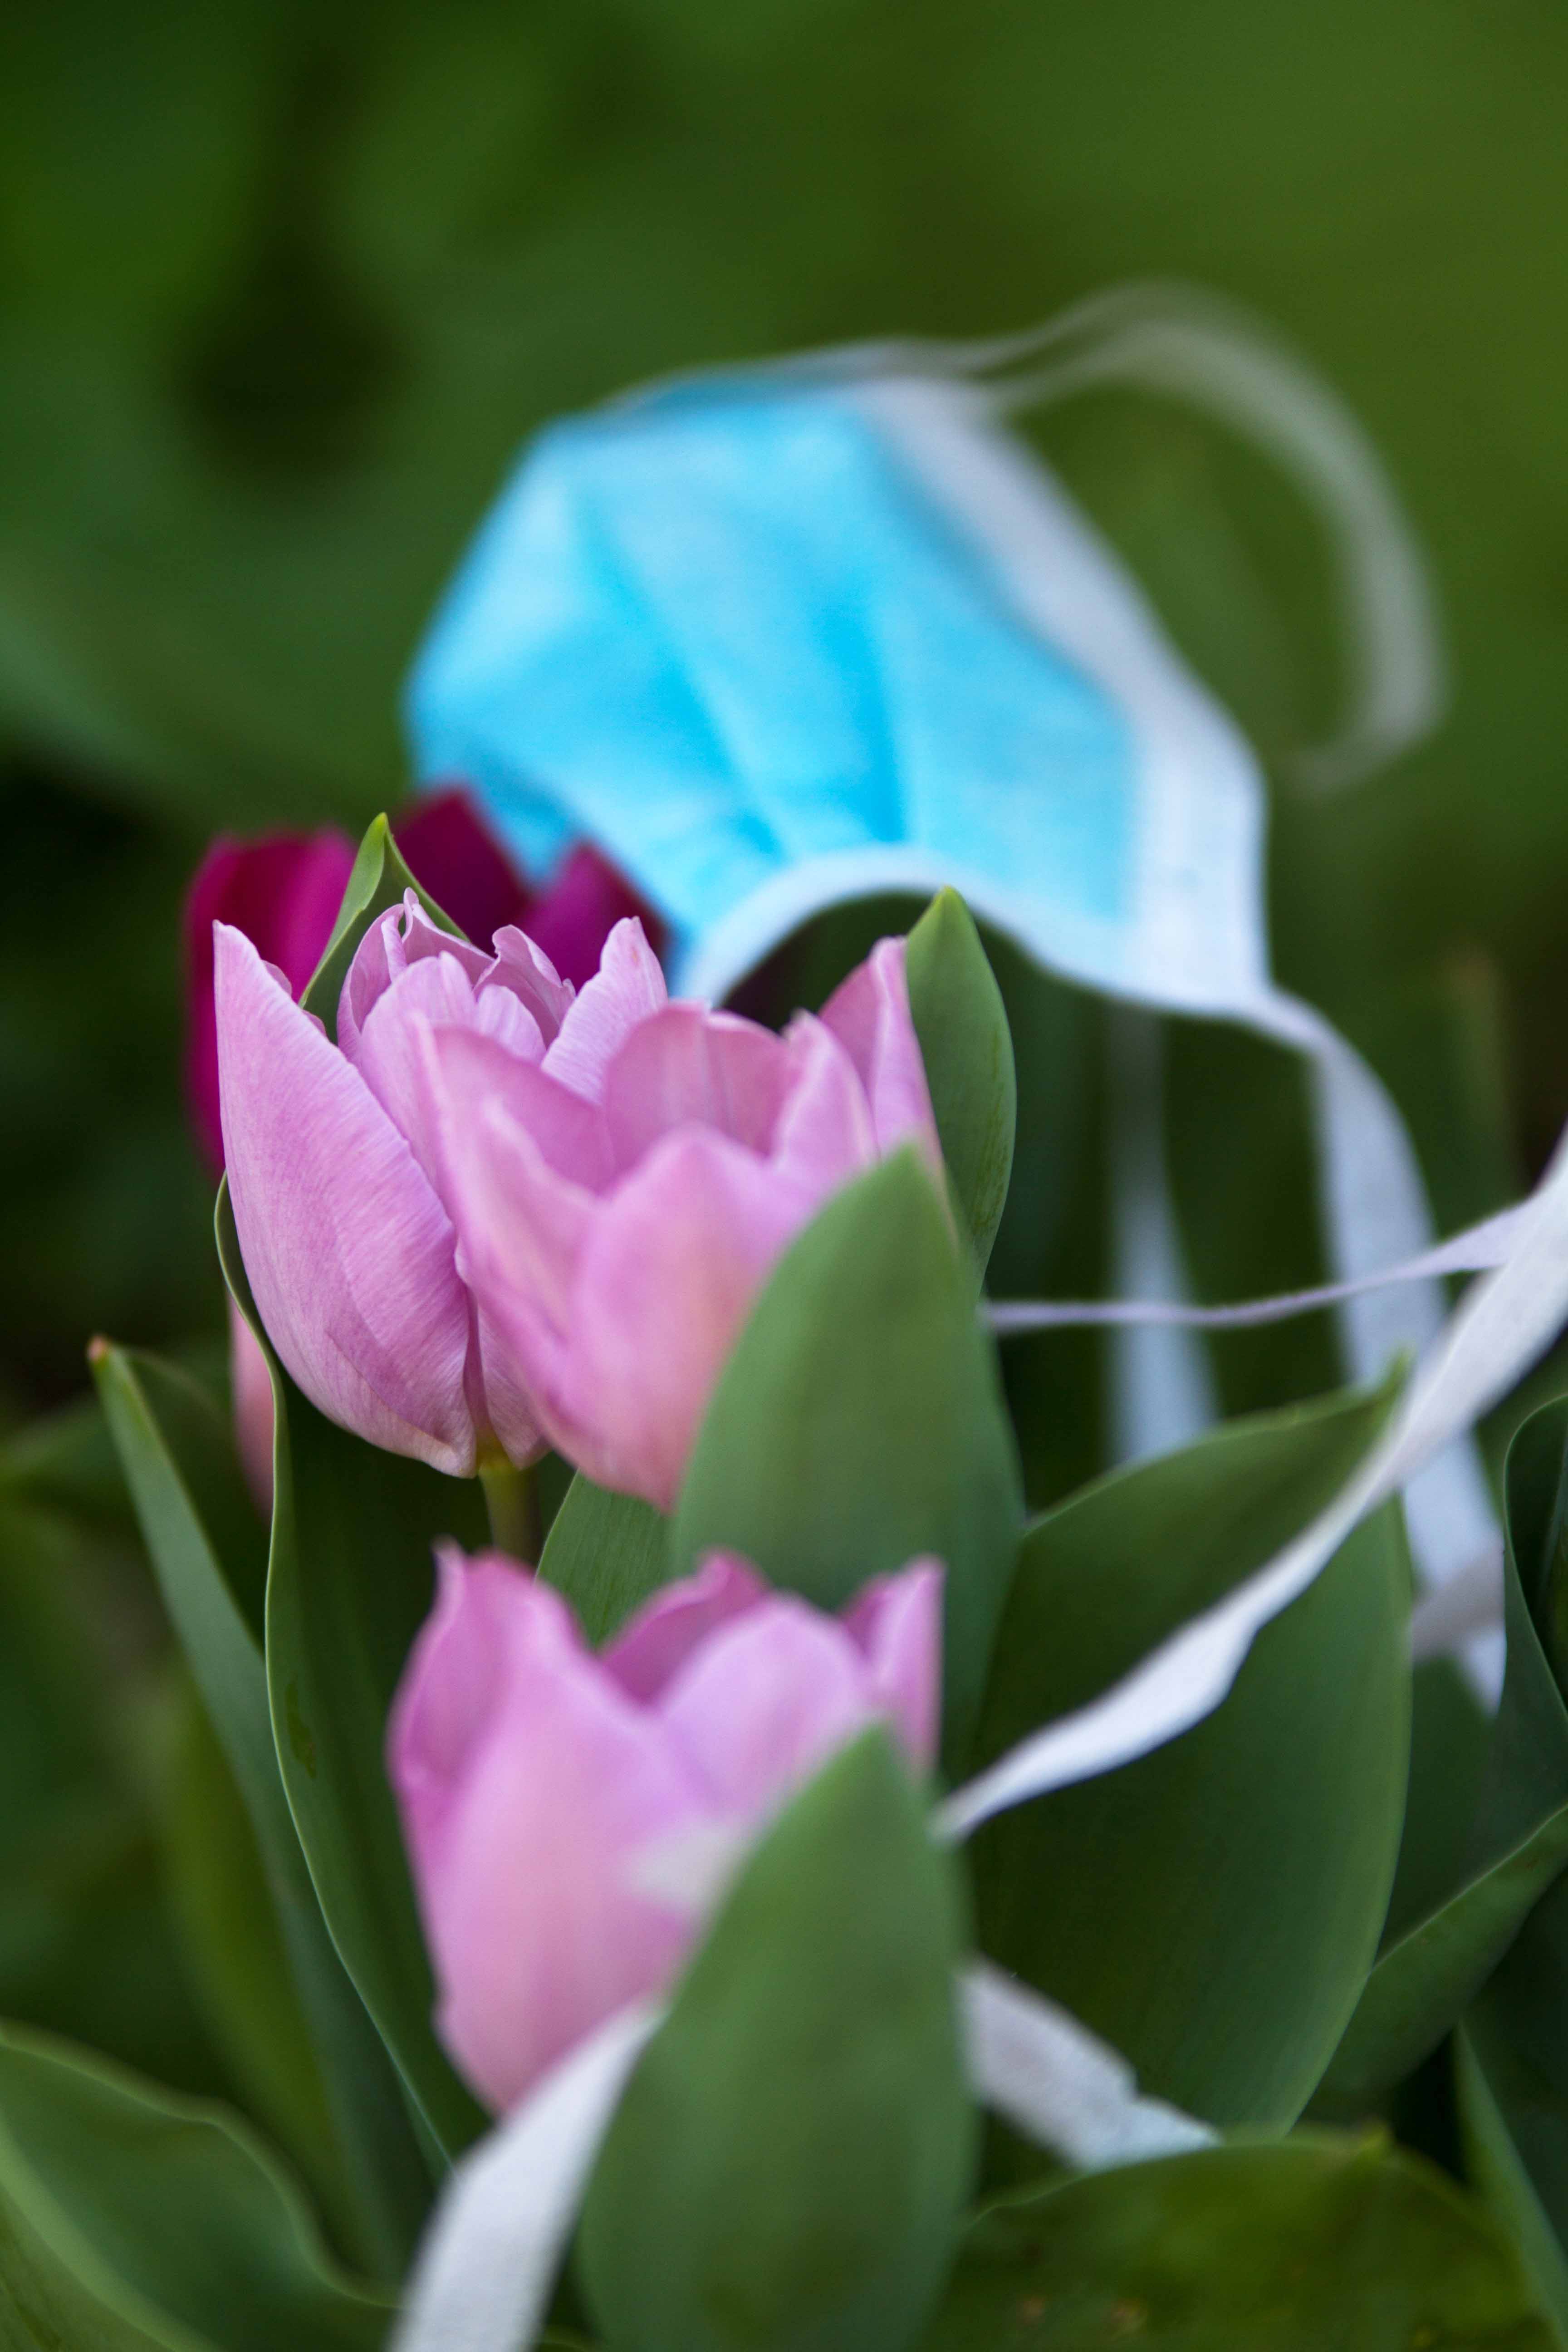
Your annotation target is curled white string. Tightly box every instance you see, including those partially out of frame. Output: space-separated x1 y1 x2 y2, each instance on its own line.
988 1199 1527 1335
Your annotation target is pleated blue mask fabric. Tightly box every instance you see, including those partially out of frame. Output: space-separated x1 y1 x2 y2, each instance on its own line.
405 290 1499 1695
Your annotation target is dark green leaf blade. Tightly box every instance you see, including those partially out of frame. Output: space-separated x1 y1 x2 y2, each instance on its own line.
152 1679 338 2226
578 1729 974 2352
91 1337 428 2276
904 889 1017 1284
671 1150 1024 1767
0 2020 391 2352
972 1379 1408 2129
216 1195 490 2164
1320 1397 1568 2119
921 2129 1557 2350
537 1474 669 1648
1460 2025 1568 2343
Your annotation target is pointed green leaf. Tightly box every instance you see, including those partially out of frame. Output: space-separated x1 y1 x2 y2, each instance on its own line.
1459 2025 1568 2343
579 1730 974 2352
1320 1397 1568 2119
0 2020 390 2352
91 1338 427 2277
537 1474 669 1648
302 812 466 1040
152 1680 339 2229
0 1494 219 2106
671 1151 1023 1767
217 1194 489 2164
922 2129 1557 2349
971 1379 1408 2128
904 889 1017 1284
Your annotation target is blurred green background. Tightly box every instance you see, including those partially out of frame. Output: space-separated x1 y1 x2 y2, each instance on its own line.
4 0 1568 1415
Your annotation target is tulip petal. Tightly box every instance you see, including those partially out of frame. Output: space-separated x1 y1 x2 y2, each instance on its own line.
772 1011 881 1197
227 1291 275 1514
390 1547 517 1868
485 927 575 1045
542 917 667 1102
841 1559 945 1770
388 1552 711 2111
601 1004 792 1170
339 892 492 1063
216 923 478 1474
433 1028 615 1197
603 1553 767 1703
474 1301 549 1473
356 955 485 1184
557 1130 804 1505
656 1597 874 1820
819 936 941 1168
429 1030 599 1452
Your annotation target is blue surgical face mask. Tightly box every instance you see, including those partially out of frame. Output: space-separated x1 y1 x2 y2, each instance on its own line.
404 293 1497 1697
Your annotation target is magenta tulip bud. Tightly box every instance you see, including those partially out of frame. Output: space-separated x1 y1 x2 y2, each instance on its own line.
388 1546 942 2111
427 921 941 1508
185 831 358 1178
394 789 665 990
216 892 583 1475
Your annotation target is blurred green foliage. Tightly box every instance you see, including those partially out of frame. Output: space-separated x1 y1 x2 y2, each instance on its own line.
5 0 1568 1413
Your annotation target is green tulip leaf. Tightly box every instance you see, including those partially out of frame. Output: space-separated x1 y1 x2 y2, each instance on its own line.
1459 2024 1568 2343
302 811 466 1042
904 888 1017 1285
671 1149 1024 1768
0 2018 390 2352
0 1490 219 2107
216 1193 490 2166
92 1335 428 2277
921 2128 1557 2349
1319 1399 1568 2119
970 1377 1409 2130
538 1474 670 1648
578 1729 974 2352
152 1680 339 2231
1432 1404 1568 2312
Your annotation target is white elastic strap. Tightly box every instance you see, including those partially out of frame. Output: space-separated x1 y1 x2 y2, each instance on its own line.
395 1969 1212 2352
990 1198 1526 1333
961 1960 1215 2168
391 2002 660 2352
937 1123 1568 1843
975 281 1445 793
1106 1005 1217 1463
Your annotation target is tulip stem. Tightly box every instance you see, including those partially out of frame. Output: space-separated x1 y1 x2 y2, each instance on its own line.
480 1460 540 1561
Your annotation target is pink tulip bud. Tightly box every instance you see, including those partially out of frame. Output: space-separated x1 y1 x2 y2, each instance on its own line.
186 799 661 1181
216 892 579 1474
192 808 663 1495
388 1546 942 2111
426 922 942 1508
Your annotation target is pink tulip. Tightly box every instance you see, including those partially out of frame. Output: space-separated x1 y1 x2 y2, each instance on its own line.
194 804 664 1500
186 795 662 1179
388 1545 942 2111
426 922 941 1509
216 892 583 1474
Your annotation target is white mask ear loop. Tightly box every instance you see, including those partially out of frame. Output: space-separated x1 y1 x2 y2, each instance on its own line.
961 279 1446 796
